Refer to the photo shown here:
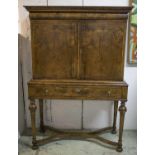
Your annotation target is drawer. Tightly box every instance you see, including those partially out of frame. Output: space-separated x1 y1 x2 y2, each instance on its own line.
28 85 123 100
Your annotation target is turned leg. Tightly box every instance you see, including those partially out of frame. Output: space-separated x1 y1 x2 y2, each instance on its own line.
116 101 127 152
39 99 45 133
29 99 38 149
112 101 118 134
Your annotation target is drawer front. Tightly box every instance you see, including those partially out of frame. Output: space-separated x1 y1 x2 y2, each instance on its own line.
28 85 123 100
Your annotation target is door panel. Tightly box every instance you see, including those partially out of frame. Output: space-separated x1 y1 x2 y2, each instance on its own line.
32 20 77 79
79 20 126 80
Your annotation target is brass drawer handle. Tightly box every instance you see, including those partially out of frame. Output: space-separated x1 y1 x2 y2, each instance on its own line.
107 90 111 96
55 87 59 90
45 89 49 94
75 88 81 93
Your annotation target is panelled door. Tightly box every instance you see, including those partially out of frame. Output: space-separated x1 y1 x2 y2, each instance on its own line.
78 20 127 81
31 20 78 79
31 19 126 81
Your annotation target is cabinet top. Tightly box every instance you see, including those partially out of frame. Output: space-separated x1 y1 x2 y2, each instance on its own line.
24 6 132 14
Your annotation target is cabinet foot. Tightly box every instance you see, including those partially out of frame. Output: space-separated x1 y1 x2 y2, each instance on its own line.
29 99 38 150
32 144 39 150
111 130 117 134
117 101 127 152
116 145 123 152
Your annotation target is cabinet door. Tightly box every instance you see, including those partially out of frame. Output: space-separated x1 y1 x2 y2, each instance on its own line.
79 20 126 81
31 20 77 79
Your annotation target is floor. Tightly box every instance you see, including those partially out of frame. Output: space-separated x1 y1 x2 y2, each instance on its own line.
19 130 136 155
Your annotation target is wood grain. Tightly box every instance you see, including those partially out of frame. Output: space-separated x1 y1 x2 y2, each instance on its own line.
25 6 131 151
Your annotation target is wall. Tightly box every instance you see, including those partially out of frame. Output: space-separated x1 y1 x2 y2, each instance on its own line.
19 0 137 130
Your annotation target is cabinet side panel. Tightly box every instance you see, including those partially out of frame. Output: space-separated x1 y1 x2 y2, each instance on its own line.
31 20 77 79
79 20 127 80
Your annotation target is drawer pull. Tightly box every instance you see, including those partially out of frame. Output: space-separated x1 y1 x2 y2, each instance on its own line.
75 88 81 93
55 87 59 90
107 90 111 96
45 89 49 93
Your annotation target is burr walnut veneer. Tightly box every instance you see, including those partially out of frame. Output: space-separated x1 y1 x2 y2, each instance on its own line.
25 6 132 152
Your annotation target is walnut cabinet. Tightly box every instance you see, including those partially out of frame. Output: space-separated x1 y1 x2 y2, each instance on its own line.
25 6 132 152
